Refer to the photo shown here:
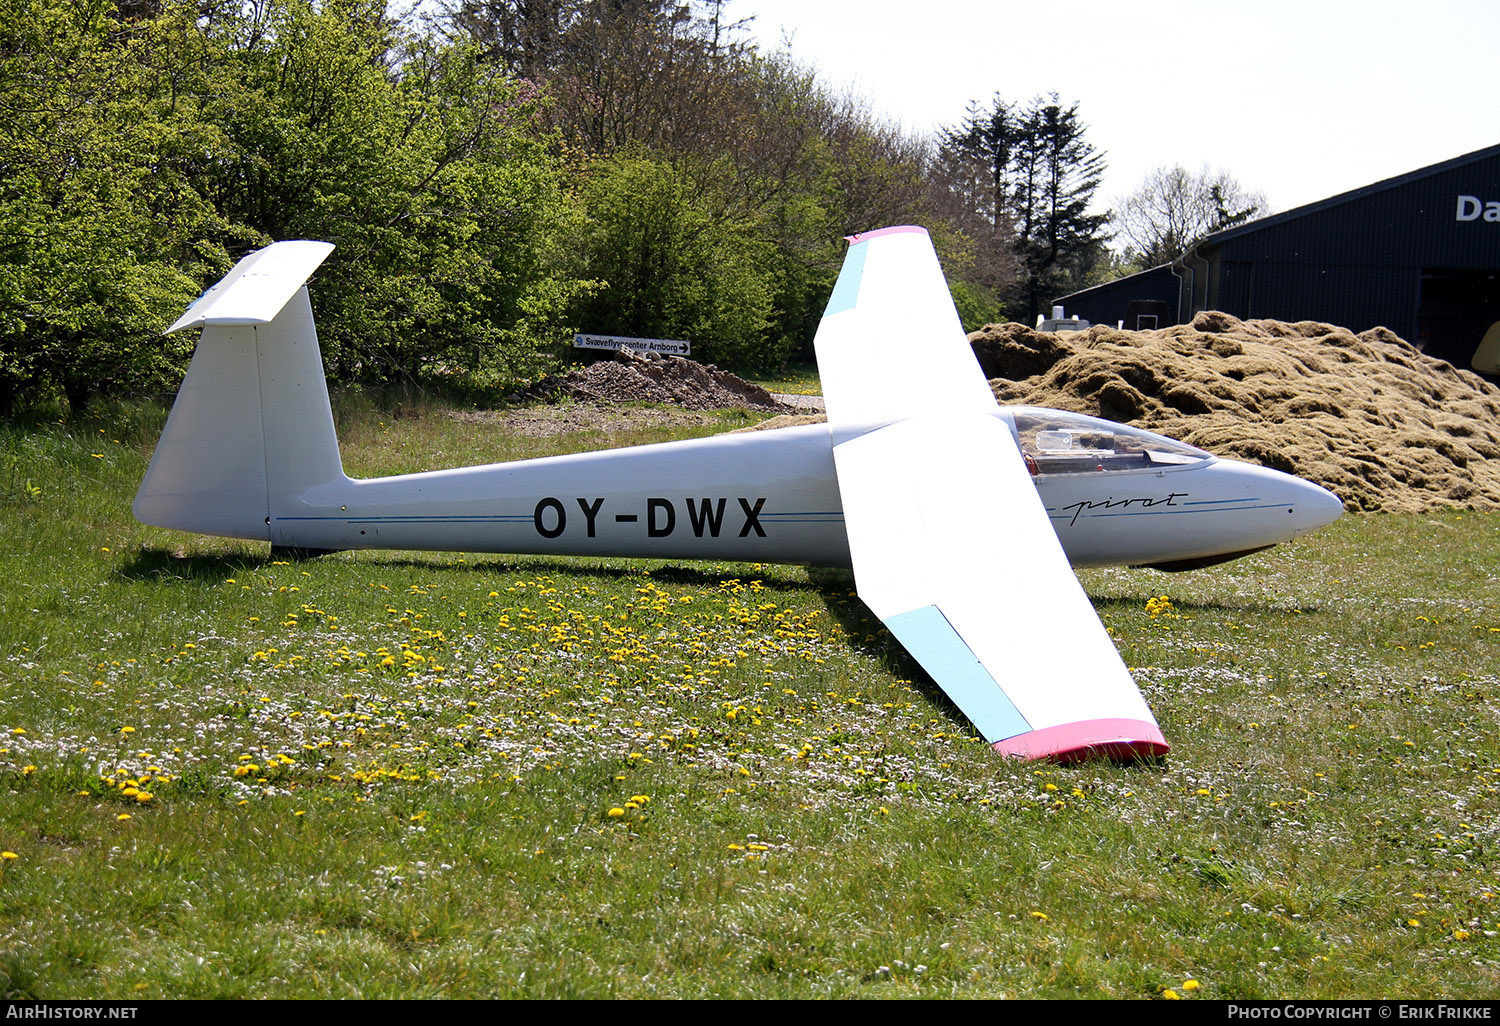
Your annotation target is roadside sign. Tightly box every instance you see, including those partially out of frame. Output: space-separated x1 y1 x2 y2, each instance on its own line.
574 334 691 356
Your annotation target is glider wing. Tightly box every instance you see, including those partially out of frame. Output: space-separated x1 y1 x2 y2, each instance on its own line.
814 227 1168 760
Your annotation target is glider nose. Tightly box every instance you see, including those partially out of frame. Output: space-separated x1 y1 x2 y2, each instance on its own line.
1294 476 1344 532
1250 462 1343 536
1205 458 1344 542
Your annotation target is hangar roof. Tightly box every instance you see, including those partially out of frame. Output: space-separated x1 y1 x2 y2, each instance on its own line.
1189 141 1500 251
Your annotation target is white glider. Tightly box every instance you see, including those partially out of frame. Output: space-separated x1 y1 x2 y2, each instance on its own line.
135 228 1343 761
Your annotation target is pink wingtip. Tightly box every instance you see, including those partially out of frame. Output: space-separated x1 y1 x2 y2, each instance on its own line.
844 225 929 244
992 719 1169 764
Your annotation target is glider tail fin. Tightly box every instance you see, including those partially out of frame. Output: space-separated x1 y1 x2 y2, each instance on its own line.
133 242 346 542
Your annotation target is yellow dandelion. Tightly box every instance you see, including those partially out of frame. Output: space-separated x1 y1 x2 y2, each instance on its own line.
1182 979 1200 991
606 807 624 818
1 851 17 860
115 813 132 822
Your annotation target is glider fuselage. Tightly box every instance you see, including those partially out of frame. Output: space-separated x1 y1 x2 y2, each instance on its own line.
267 412 1341 571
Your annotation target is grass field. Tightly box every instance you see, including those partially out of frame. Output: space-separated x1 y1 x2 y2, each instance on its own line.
1 396 1498 999
750 363 822 397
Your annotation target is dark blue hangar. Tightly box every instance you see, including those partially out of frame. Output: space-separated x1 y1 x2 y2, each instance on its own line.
1055 143 1500 379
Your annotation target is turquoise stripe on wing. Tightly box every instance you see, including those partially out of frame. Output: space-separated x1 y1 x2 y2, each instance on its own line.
822 239 868 317
883 605 1031 743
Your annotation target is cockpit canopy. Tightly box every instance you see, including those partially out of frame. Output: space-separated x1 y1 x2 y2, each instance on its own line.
1002 406 1213 476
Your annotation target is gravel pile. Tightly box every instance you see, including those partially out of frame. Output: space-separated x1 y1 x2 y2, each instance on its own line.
524 348 788 412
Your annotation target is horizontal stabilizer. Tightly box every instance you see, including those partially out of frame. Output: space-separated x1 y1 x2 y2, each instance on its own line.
167 241 334 333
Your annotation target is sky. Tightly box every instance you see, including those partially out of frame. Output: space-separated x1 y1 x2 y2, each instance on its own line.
739 0 1500 218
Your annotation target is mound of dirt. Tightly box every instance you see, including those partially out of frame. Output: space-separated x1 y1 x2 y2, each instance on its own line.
524 349 788 412
970 313 1500 513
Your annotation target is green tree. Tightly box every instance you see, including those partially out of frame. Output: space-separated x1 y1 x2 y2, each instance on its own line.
446 1 954 363
0 0 229 412
933 93 1110 324
0 0 598 408
1019 96 1109 321
193 0 593 386
573 153 780 369
928 96 1022 320
0 0 987 408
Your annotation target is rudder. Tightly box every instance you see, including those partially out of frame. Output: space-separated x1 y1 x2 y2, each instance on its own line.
133 242 345 542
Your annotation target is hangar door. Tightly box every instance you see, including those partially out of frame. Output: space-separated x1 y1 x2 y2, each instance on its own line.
1418 268 1500 377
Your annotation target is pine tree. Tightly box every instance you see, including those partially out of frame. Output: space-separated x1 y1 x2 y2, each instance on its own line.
1019 96 1109 322
934 93 1109 323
